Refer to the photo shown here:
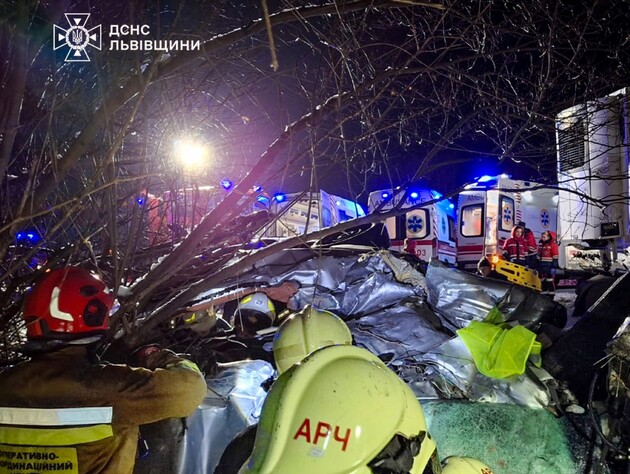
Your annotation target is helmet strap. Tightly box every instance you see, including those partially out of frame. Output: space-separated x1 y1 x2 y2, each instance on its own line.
369 432 425 473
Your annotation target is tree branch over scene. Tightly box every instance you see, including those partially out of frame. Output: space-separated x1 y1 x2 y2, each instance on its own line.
1 0 629 357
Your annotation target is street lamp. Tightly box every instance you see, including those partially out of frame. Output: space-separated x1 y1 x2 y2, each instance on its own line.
173 137 211 171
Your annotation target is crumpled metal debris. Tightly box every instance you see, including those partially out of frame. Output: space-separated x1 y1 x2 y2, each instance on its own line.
425 259 567 332
179 249 561 472
190 251 555 407
179 359 274 474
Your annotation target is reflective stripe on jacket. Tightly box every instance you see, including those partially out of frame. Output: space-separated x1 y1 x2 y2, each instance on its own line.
0 346 207 474
538 240 559 263
502 237 528 261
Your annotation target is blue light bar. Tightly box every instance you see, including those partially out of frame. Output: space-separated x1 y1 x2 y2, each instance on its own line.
220 179 233 190
410 191 419 199
477 175 494 183
274 193 286 203
257 195 270 206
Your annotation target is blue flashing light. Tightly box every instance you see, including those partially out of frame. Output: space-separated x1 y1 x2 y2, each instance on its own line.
409 191 419 199
220 179 233 190
136 197 145 206
477 175 494 183
430 190 443 199
257 195 270 206
449 203 455 209
16 230 40 244
381 192 390 199
274 193 286 203
253 185 263 192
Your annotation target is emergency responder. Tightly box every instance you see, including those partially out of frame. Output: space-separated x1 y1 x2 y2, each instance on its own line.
403 238 417 256
502 224 528 266
517 220 538 268
214 306 353 474
0 267 207 474
232 292 276 338
538 230 559 297
239 345 493 474
271 305 353 373
476 256 507 281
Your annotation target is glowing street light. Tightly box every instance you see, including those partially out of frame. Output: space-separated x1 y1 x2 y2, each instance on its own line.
173 138 211 171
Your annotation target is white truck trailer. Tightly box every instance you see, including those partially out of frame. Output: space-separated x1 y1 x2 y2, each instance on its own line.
556 88 630 272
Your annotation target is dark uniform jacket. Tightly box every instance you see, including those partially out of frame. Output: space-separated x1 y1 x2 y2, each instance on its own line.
0 346 207 474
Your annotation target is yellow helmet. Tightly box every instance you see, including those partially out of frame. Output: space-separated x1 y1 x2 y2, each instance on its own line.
273 305 353 374
442 456 494 473
239 345 439 474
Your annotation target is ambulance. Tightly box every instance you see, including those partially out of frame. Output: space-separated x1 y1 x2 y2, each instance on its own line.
456 175 558 270
266 189 366 238
367 187 457 264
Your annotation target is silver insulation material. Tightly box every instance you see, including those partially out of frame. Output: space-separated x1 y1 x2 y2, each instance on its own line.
426 260 567 331
180 251 557 472
179 360 274 474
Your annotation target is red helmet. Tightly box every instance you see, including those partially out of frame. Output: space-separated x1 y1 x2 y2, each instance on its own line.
22 267 114 341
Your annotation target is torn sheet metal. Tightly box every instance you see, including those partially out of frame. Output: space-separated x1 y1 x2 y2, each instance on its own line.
426 260 567 331
347 303 450 364
192 248 427 319
290 255 425 316
186 249 553 413
417 337 550 408
179 359 274 474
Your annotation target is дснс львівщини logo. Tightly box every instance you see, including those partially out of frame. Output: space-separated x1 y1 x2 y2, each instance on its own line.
53 13 101 62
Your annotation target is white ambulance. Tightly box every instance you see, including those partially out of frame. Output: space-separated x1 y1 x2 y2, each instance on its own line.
267 189 365 238
556 88 630 272
367 188 457 264
456 175 558 270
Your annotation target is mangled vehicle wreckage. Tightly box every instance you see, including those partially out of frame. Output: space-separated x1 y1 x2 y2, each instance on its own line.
131 244 630 474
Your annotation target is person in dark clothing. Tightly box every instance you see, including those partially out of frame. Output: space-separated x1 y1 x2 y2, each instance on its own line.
477 256 508 281
517 221 538 268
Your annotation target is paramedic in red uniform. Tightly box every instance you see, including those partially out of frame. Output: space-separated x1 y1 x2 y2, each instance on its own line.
538 230 560 297
502 224 528 266
0 267 207 474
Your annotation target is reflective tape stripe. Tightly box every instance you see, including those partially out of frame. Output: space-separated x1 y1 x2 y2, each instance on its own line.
0 424 113 446
174 359 202 374
0 407 112 426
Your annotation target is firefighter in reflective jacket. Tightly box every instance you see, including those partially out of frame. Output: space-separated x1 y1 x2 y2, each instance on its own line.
0 267 207 474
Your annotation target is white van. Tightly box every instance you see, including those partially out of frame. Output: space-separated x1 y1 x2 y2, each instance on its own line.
457 175 558 270
367 188 457 264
